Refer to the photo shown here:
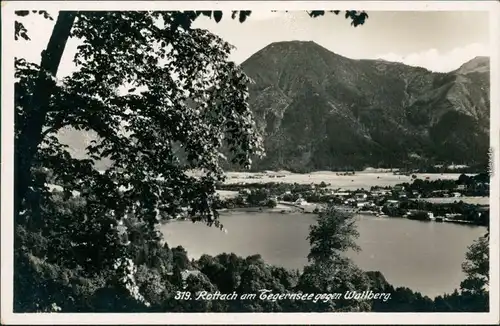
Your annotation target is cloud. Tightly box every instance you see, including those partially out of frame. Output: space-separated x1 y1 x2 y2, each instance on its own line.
377 43 490 72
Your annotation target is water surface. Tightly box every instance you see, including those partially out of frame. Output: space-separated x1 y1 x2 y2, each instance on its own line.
160 212 486 298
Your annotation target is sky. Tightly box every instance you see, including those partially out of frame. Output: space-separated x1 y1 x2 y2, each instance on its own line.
14 10 490 76
193 10 490 72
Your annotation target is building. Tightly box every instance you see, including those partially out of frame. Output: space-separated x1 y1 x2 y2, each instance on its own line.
431 190 447 197
373 190 388 196
344 198 356 206
357 201 376 208
239 189 251 195
354 193 368 201
385 199 400 208
356 201 368 208
393 185 405 192
294 198 308 206
406 210 433 221
398 191 408 199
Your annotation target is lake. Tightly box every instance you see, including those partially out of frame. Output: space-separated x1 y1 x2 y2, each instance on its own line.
160 211 487 298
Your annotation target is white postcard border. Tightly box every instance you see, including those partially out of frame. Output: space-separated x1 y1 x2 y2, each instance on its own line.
1 1 499 325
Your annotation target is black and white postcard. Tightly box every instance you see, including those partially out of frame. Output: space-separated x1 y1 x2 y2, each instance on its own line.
1 1 499 324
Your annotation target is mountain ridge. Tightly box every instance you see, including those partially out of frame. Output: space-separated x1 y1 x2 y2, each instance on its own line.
240 41 490 171
55 41 490 172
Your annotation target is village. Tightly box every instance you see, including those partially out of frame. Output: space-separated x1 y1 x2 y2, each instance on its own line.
44 169 489 227
217 173 490 226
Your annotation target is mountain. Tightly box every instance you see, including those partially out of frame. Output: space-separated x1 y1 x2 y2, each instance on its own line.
54 41 490 172
240 41 490 171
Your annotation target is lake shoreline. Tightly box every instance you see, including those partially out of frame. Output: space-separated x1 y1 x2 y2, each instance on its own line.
161 204 488 229
224 203 487 228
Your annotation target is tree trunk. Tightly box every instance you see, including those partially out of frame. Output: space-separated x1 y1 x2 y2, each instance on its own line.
15 11 77 225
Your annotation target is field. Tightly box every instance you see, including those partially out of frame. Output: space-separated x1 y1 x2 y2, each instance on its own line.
224 171 465 190
422 197 490 205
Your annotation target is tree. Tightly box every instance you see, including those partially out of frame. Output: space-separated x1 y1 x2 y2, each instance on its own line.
15 11 76 227
298 205 371 312
15 9 369 232
457 173 470 185
461 232 489 295
266 198 278 208
297 258 371 312
14 7 368 243
16 11 265 294
171 246 190 271
307 205 361 265
13 9 368 311
14 9 368 224
246 188 270 206
16 10 264 228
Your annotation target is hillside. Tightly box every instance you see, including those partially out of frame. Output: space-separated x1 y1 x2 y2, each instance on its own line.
241 41 490 171
55 41 490 172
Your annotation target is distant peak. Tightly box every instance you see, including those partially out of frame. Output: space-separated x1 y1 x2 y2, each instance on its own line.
472 55 489 61
456 56 490 74
253 40 344 58
264 40 321 50
271 40 316 45
463 56 489 65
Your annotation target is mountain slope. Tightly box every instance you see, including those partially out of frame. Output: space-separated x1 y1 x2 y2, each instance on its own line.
241 42 490 171
54 42 490 172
